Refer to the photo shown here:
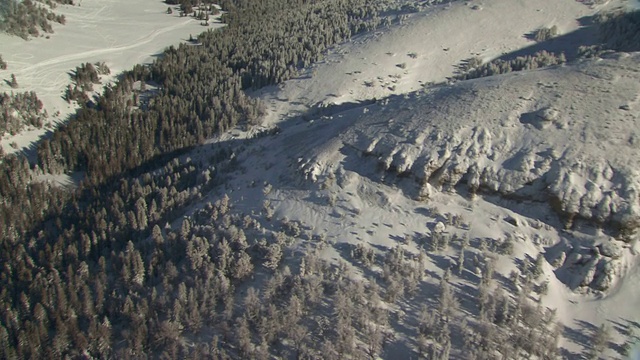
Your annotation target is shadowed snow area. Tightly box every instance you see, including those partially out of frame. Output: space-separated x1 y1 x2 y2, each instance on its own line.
296 53 640 233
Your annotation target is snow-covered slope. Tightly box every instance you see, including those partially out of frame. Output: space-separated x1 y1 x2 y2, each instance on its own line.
337 53 640 232
207 52 640 357
206 0 640 356
254 0 615 125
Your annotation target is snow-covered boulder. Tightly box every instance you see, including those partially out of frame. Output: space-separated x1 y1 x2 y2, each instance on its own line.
590 258 616 291
597 241 623 259
433 221 446 233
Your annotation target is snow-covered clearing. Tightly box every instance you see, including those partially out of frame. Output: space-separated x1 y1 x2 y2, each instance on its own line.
0 0 218 155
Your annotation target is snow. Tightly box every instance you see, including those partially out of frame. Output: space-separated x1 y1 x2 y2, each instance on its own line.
2 0 639 356
336 54 640 231
226 0 640 355
0 0 219 155
253 0 615 126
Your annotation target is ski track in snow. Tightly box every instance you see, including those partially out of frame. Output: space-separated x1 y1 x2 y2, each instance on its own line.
14 18 194 78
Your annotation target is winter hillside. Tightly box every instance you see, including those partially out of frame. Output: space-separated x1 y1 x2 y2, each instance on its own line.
217 50 640 357
255 0 609 124
217 0 640 357
338 54 640 234
1 0 640 358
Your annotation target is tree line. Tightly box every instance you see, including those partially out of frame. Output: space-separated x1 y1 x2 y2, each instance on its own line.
1 0 397 240
455 51 567 81
64 62 111 102
455 9 640 81
0 91 47 135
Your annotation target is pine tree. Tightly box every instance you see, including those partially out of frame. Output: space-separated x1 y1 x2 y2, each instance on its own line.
236 316 252 358
244 287 261 322
587 324 610 359
457 247 465 275
533 253 545 278
9 73 18 88
364 324 383 360
263 242 282 270
438 277 456 321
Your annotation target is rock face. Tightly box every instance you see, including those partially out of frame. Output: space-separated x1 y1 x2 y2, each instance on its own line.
550 238 626 292
597 241 622 259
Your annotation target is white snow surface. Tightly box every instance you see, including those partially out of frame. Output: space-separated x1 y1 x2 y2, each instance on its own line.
338 54 640 231
217 54 640 356
248 0 640 233
220 0 640 355
254 0 613 125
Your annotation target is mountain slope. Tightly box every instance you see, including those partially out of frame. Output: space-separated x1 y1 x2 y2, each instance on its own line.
338 53 640 231
214 51 640 357
1 0 639 358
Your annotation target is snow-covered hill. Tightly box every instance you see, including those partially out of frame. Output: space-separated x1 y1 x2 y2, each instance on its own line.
219 52 640 356
339 53 640 233
205 0 640 357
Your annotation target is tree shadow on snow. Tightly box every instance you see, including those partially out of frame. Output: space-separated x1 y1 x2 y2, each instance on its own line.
562 323 592 359
499 16 600 63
